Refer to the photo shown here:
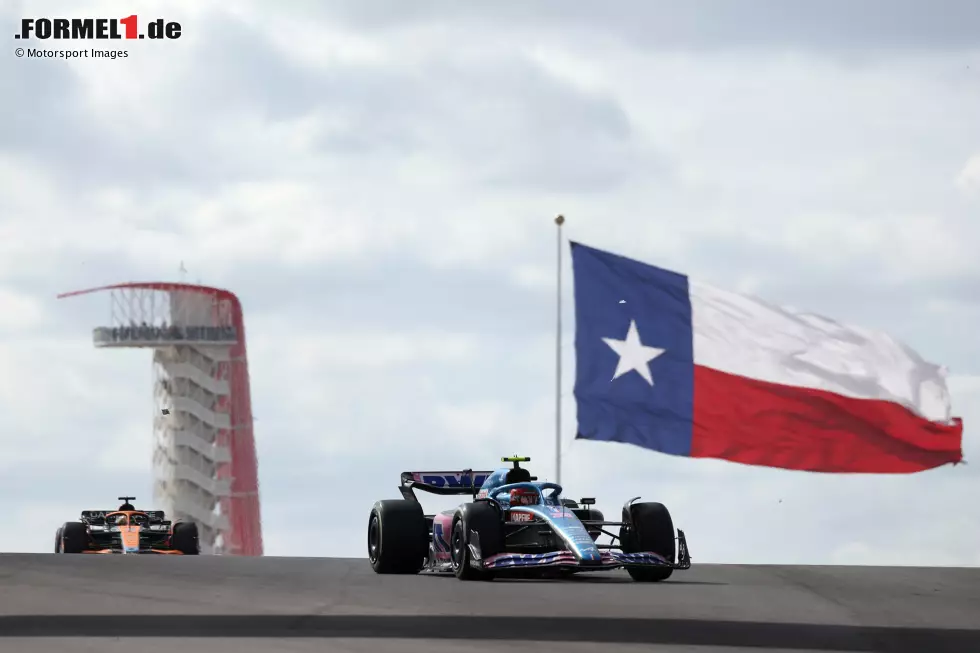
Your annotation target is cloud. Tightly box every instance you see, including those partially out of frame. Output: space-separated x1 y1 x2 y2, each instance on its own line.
268 0 980 53
0 287 45 331
0 337 147 470
956 153 980 196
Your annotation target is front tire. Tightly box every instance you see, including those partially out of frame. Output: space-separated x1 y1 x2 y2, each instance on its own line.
60 522 88 553
172 522 200 555
620 502 675 582
450 517 496 581
367 500 428 574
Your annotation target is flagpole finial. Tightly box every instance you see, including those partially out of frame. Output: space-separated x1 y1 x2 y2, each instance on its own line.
555 214 565 226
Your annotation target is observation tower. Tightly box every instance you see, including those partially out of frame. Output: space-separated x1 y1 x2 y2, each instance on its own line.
57 282 263 556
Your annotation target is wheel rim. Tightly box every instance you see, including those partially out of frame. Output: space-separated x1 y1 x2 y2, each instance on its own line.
450 522 463 569
368 515 380 563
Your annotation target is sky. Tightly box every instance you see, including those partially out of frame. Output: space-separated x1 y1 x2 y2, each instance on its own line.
1 0 979 565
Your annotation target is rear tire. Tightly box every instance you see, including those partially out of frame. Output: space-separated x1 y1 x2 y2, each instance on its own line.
60 522 88 553
367 500 428 574
620 502 675 582
172 522 200 555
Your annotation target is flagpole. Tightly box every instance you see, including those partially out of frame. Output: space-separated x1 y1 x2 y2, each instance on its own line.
555 214 565 486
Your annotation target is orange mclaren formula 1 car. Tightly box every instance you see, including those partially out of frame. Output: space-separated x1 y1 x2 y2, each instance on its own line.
54 496 199 555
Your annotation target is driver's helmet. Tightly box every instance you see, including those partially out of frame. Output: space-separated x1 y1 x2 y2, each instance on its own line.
112 514 128 526
509 487 539 506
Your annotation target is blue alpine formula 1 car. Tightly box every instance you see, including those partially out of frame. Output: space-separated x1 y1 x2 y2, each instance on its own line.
367 456 691 581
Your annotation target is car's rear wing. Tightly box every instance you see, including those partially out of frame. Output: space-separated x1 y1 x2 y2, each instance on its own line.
80 510 167 524
399 470 494 500
80 511 107 525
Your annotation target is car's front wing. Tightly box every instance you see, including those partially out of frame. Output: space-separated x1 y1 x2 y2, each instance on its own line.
483 549 670 570
82 548 184 555
478 528 691 572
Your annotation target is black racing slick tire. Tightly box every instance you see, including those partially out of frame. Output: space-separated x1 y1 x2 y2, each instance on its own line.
60 522 88 554
368 500 428 574
172 522 200 555
450 502 500 581
620 502 676 582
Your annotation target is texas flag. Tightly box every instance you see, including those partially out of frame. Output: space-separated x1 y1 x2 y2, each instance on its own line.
570 242 964 473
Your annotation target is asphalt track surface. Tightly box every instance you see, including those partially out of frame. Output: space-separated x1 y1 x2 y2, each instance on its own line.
0 554 978 653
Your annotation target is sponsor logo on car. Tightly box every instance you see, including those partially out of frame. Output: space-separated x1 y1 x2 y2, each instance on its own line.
509 511 533 523
419 473 489 488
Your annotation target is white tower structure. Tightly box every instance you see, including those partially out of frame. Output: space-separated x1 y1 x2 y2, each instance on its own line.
59 282 263 556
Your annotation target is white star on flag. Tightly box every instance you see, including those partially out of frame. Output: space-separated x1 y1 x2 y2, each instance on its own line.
602 319 666 386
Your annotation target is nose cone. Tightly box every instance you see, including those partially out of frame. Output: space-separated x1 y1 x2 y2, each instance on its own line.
546 507 602 561
120 526 141 553
575 540 602 562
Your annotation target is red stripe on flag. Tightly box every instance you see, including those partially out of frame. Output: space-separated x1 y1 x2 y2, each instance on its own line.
690 365 964 473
